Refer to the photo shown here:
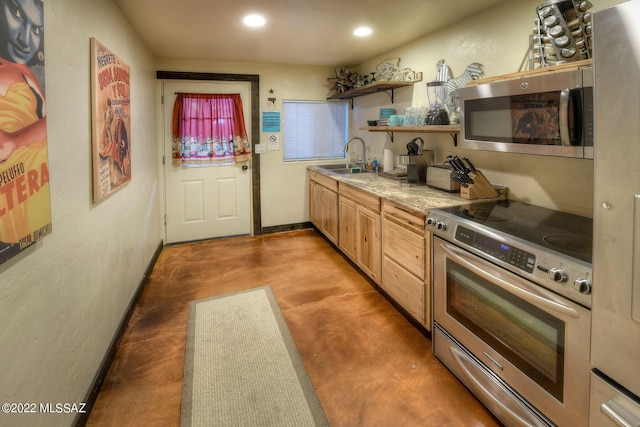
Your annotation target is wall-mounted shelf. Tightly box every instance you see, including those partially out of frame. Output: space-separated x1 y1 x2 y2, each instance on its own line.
327 75 422 105
359 124 460 145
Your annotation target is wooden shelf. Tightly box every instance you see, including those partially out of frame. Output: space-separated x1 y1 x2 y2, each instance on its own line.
466 60 592 87
360 124 460 145
360 125 459 134
327 75 422 102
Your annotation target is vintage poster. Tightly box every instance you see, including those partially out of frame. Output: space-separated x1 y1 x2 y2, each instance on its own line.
0 0 51 265
90 38 131 202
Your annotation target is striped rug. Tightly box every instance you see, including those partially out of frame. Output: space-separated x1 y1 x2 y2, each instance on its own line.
181 286 328 426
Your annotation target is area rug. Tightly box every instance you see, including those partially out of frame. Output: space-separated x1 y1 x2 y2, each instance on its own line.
180 286 329 426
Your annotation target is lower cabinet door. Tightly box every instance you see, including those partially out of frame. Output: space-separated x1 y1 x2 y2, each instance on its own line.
321 188 338 244
357 205 381 284
382 255 425 325
338 196 357 262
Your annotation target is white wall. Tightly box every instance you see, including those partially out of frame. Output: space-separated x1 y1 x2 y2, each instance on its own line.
0 1 162 426
350 0 622 217
155 59 334 228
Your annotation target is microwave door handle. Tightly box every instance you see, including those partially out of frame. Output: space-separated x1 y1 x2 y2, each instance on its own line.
633 195 640 322
559 88 571 146
440 242 580 319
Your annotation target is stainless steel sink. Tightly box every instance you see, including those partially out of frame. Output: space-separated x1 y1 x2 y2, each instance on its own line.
318 164 367 174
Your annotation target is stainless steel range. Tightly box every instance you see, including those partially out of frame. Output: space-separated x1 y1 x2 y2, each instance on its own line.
428 200 592 427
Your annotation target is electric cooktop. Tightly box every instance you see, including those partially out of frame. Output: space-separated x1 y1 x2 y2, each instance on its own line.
438 199 593 264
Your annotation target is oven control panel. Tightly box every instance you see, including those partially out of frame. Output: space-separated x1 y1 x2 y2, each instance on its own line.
455 226 536 273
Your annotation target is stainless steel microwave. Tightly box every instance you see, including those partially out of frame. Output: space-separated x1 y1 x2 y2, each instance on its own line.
459 67 593 159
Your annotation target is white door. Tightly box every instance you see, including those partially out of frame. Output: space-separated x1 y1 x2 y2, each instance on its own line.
163 81 252 244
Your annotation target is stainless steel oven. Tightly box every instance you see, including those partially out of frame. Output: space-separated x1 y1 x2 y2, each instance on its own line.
428 200 593 427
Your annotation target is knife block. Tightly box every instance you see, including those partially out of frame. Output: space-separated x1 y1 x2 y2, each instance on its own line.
460 170 499 200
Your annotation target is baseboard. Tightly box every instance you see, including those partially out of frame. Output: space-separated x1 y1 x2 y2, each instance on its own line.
74 240 164 427
261 222 313 234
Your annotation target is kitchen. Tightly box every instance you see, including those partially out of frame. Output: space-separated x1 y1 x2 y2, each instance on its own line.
0 0 637 426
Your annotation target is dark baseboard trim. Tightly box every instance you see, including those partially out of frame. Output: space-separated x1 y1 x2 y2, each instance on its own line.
261 222 313 234
74 240 164 427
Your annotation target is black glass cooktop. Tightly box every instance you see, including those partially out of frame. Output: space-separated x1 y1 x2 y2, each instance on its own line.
438 199 593 264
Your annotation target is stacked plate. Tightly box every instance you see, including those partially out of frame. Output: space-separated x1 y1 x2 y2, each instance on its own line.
379 108 395 119
379 108 395 126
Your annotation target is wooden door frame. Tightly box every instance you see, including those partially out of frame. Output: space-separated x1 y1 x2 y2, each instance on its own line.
157 71 262 235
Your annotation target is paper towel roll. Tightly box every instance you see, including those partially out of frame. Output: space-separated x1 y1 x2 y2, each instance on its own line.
383 149 394 171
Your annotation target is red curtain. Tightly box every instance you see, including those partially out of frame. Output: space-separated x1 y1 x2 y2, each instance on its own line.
172 93 251 165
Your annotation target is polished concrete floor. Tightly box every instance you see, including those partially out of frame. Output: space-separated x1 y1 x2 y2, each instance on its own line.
87 229 501 426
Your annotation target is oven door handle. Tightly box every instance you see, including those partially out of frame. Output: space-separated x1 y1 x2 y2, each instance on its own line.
441 242 580 319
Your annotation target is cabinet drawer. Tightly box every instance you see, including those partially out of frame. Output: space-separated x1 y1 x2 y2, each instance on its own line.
339 184 380 213
382 200 425 234
309 170 339 192
382 255 425 324
383 217 425 279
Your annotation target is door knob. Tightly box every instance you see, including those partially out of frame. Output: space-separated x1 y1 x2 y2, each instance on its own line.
242 165 249 171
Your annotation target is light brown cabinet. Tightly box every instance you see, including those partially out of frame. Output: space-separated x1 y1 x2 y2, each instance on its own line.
308 169 434 331
338 196 357 261
309 171 338 244
338 184 381 284
381 200 432 329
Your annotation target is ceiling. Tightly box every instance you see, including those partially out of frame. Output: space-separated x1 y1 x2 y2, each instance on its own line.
114 0 506 67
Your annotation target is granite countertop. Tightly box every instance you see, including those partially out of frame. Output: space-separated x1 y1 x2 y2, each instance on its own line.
307 165 484 215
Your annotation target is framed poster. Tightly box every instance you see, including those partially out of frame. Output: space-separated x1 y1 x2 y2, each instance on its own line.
0 0 52 265
90 38 131 202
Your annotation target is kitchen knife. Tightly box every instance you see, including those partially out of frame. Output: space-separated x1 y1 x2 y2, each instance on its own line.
452 156 474 184
444 158 468 187
451 172 468 188
450 155 465 171
463 157 477 173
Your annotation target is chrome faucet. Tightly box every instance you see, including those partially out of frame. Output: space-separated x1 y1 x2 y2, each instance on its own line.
344 137 366 169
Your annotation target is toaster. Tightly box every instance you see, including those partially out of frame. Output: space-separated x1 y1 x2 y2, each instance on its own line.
426 165 460 192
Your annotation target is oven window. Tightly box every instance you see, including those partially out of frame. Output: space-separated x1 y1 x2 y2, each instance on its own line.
446 260 565 401
465 91 579 146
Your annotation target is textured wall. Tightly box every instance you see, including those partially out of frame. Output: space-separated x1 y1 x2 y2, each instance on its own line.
0 1 162 426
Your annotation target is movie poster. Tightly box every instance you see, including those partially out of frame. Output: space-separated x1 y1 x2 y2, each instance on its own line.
0 0 51 265
90 38 131 202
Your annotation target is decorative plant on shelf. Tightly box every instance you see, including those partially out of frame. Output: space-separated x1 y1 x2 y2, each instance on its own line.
327 66 363 93
327 58 422 95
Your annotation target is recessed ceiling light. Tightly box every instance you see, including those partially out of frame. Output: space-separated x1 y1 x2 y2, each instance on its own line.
353 27 373 37
243 14 266 28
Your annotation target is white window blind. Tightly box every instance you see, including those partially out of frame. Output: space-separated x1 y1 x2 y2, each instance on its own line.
282 100 348 161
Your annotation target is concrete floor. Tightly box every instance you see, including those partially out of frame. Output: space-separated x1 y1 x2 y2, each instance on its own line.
86 229 501 426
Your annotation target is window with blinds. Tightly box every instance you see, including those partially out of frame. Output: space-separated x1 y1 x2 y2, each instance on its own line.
282 100 348 161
